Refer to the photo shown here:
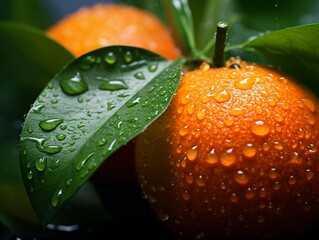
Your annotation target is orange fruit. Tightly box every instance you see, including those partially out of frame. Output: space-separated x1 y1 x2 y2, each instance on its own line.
135 58 319 239
47 3 180 59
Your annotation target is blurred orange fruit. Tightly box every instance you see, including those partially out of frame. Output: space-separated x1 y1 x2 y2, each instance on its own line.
135 58 319 239
47 3 180 59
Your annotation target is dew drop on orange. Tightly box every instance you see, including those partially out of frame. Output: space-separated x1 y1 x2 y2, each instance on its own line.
288 175 296 185
230 193 239 203
273 141 284 150
185 173 194 184
179 125 190 136
196 109 206 120
234 170 249 185
225 117 234 126
306 169 314 180
274 114 284 122
251 120 270 136
289 151 302 164
302 98 316 112
205 149 219 164
234 77 255 90
305 115 316 125
242 143 257 158
245 188 256 200
187 104 195 114
214 89 231 103
230 107 244 116
269 167 279 179
182 191 191 200
220 148 236 166
196 175 206 187
187 146 198 161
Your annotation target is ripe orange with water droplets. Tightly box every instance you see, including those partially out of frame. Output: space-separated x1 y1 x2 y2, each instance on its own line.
135 58 319 239
47 3 180 59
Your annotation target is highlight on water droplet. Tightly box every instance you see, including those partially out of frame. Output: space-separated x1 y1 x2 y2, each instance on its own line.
39 119 63 131
242 143 257 158
124 51 133 63
205 148 219 164
148 64 158 72
134 71 145 80
104 51 116 64
60 72 89 95
220 148 236 166
98 78 129 91
213 89 231 103
187 146 198 161
51 189 63 207
234 170 249 185
35 157 47 172
251 120 270 136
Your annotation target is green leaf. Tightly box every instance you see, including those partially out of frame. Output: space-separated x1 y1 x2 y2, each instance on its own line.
241 24 319 94
164 0 197 56
0 21 73 230
19 46 182 225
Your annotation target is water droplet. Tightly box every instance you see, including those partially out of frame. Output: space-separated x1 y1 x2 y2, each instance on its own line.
196 109 206 120
245 188 255 200
107 102 116 110
56 134 66 141
99 78 128 91
307 143 317 153
289 151 302 164
185 173 194 184
306 169 314 180
134 71 145 80
242 143 257 158
269 168 278 179
75 153 95 171
230 107 244 116
27 127 33 133
77 97 84 103
234 170 249 185
124 51 133 63
182 191 191 200
257 215 265 223
288 175 296 185
51 189 63 207
127 97 141 108
187 146 198 161
21 137 62 154
60 72 88 95
32 104 44 114
220 148 236 166
230 193 239 203
66 179 73 186
251 120 270 136
195 175 206 187
213 89 231 103
273 141 283 150
35 157 47 172
80 55 97 70
148 64 158 72
225 117 234 126
47 82 54 89
302 98 316 112
27 170 33 180
60 125 67 130
39 119 63 131
158 211 169 221
305 115 316 125
205 149 219 164
234 77 255 90
179 125 189 136
105 52 116 64
98 138 107 146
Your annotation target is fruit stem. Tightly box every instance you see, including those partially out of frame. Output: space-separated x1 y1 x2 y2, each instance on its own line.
213 21 228 68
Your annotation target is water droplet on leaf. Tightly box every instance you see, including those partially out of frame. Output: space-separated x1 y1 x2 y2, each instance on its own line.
98 78 129 91
35 157 47 172
39 119 63 131
60 72 89 95
134 72 146 80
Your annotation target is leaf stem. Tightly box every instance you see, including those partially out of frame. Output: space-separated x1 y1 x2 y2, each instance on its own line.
213 21 228 68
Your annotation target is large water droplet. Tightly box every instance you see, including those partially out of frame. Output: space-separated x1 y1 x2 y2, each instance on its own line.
32 104 44 114
213 89 231 103
56 134 66 141
21 137 62 154
98 78 128 91
242 143 257 158
251 120 270 136
51 189 63 207
234 170 249 185
220 148 236 166
60 72 88 95
148 64 158 72
134 72 145 80
234 77 255 90
205 149 219 164
39 119 63 131
187 146 198 161
35 157 47 172
75 153 95 171
105 52 116 64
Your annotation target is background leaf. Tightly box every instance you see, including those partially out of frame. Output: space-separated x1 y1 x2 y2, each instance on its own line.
19 46 182 225
240 24 319 95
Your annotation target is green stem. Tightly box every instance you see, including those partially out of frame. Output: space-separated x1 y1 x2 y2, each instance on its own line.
213 21 228 67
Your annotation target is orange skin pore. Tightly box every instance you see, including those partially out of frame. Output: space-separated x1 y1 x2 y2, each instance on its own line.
47 4 180 60
135 58 319 239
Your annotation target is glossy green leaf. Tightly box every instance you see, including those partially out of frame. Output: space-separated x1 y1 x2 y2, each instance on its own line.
0 21 73 230
19 46 182 225
0 22 108 232
241 24 319 94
